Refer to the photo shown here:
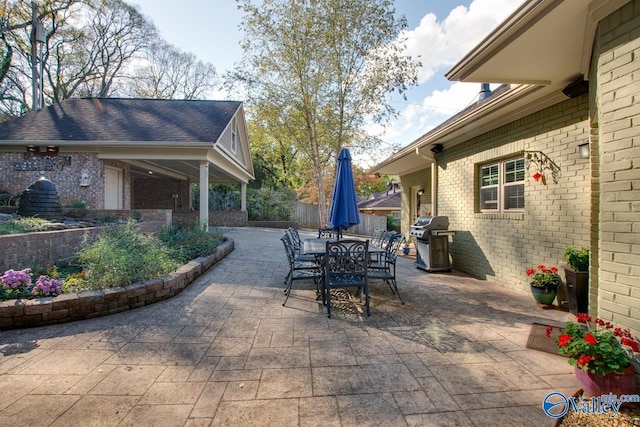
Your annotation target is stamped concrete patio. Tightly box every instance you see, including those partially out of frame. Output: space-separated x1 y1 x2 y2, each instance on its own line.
0 227 576 426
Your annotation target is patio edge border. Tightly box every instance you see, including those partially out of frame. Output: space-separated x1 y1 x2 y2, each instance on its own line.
0 238 235 330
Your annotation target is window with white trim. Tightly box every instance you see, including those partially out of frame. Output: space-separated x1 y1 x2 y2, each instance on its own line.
479 157 525 212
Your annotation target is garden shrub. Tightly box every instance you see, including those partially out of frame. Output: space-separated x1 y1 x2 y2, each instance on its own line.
158 224 221 263
77 220 180 289
0 217 53 235
0 221 223 301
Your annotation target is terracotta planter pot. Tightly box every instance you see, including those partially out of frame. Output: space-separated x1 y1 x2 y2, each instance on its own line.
574 364 636 397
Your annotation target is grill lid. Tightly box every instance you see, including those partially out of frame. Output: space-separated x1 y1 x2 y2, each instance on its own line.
411 216 449 230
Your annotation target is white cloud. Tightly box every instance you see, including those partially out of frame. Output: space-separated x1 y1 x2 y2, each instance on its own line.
381 82 488 145
367 0 525 161
402 0 524 83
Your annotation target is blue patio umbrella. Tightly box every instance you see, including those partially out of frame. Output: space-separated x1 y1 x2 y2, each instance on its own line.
328 148 360 234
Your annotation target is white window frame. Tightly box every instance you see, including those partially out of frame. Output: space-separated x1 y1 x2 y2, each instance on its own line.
479 157 525 212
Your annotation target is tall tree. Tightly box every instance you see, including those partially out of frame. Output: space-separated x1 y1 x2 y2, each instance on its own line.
124 41 217 100
232 0 417 226
43 0 156 101
0 0 82 115
0 0 156 116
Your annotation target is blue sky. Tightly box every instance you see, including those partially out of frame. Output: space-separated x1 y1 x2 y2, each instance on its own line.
130 0 524 165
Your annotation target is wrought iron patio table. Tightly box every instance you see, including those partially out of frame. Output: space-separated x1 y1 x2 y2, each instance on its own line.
302 238 385 304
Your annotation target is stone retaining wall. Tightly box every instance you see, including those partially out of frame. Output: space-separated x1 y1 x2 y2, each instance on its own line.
0 238 234 330
0 221 166 272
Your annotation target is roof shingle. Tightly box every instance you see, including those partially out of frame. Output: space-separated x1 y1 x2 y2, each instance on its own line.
0 98 242 143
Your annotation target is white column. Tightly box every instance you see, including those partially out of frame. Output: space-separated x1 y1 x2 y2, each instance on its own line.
241 182 247 211
199 161 209 228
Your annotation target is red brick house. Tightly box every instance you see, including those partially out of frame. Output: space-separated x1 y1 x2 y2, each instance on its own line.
0 98 254 226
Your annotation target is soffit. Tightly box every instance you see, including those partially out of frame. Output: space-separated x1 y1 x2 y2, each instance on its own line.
446 0 631 85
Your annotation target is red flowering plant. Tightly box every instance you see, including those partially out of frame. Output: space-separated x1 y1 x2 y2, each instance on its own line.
526 264 562 289
546 313 640 376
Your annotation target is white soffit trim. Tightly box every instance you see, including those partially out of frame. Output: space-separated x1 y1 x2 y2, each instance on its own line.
445 0 631 86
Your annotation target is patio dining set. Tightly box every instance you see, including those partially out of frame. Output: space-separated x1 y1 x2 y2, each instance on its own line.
280 227 405 318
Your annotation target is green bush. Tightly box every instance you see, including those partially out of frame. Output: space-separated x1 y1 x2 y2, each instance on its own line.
0 217 53 235
158 224 221 263
563 247 589 272
77 220 180 289
64 200 88 209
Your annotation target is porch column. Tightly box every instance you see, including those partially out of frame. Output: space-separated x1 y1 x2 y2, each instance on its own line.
241 182 247 211
199 161 209 228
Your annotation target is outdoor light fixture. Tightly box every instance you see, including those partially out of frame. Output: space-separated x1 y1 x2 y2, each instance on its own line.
417 189 425 196
80 172 90 187
46 145 59 154
578 142 590 159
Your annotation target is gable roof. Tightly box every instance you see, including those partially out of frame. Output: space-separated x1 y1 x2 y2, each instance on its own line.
358 182 402 211
358 190 401 211
0 98 242 145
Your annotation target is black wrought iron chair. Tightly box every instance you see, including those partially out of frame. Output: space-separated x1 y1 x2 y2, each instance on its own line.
318 227 342 239
368 233 405 304
286 227 317 262
370 229 385 247
322 239 370 318
281 233 322 306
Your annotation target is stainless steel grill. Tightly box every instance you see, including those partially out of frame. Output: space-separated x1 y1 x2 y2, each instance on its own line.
409 216 454 272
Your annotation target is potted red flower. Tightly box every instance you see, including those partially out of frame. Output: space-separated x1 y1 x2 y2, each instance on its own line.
527 264 562 306
548 313 639 397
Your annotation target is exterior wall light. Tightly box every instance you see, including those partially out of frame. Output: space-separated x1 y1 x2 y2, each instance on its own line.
578 142 590 159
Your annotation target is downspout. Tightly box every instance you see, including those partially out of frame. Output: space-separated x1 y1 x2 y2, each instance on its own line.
415 146 436 215
431 161 437 215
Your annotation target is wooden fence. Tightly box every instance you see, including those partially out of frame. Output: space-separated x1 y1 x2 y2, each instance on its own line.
293 202 386 236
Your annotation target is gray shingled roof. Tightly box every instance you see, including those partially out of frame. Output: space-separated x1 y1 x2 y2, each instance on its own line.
0 98 242 143
358 190 401 210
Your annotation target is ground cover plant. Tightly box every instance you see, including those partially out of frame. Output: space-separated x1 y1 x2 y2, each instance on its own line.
0 217 54 235
0 221 222 301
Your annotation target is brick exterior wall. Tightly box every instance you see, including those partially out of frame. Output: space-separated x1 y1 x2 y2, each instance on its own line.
0 152 133 210
423 95 590 293
0 152 103 208
594 0 640 332
132 177 191 211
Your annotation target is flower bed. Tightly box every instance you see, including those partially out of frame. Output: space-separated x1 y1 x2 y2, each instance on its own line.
0 238 234 330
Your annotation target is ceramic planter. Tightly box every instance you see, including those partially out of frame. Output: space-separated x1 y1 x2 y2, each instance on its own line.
530 284 557 306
